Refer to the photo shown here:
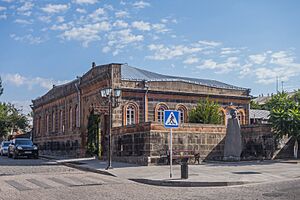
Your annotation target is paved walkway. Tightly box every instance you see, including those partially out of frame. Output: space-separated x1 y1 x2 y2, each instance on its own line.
40 155 300 187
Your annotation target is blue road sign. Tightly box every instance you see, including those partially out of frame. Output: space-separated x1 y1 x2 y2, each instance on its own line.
164 110 180 128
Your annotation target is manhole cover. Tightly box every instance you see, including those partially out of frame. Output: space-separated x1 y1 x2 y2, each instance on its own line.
232 171 261 175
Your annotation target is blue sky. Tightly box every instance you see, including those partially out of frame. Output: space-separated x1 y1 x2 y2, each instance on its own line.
1 0 300 114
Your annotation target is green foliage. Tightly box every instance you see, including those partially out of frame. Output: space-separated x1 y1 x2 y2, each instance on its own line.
87 111 100 156
250 100 263 110
0 103 29 138
0 76 3 96
268 92 300 139
189 98 222 124
292 89 300 104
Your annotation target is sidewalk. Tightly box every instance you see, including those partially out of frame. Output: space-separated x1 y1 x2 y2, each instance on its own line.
40 155 300 187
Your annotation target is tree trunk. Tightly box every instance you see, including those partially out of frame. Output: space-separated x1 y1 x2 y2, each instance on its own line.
294 139 298 159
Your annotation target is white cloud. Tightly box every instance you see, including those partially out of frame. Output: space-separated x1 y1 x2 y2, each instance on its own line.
199 57 240 73
220 47 240 55
38 16 51 23
41 4 69 14
76 8 86 13
183 57 199 65
73 0 98 4
115 10 129 18
50 23 71 31
56 16 64 23
10 33 44 44
14 19 32 25
3 73 70 90
0 6 7 11
108 29 144 45
147 44 202 60
17 2 34 15
133 1 150 9
106 29 144 55
89 8 106 22
249 53 266 64
61 22 111 47
0 14 7 19
102 46 111 53
113 20 128 28
152 23 168 33
197 40 221 47
132 21 151 31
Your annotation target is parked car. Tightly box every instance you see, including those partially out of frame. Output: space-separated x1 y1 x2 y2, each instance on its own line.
8 138 38 159
0 141 11 156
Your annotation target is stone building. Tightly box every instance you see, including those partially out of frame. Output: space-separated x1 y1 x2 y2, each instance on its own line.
32 63 251 165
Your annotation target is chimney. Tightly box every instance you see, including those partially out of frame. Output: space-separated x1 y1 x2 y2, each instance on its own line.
92 62 96 68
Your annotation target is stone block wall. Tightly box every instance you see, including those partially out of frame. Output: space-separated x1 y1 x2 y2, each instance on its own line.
240 124 275 160
111 123 226 165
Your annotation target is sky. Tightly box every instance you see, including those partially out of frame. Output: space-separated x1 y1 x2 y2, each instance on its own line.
0 0 300 114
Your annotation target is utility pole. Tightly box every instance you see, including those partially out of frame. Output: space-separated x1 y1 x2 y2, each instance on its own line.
281 81 284 93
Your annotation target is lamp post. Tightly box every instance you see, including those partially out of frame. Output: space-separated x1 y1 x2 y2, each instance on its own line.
100 87 121 170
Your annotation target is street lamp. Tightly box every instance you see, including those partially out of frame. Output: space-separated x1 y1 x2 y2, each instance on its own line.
100 87 121 169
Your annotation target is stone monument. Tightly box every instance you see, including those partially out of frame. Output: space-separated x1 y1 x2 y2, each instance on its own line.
223 108 242 161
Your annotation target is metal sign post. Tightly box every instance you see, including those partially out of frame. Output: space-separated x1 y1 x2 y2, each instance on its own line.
164 110 180 179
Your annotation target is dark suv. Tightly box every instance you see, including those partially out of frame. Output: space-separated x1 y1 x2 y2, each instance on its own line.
8 138 38 159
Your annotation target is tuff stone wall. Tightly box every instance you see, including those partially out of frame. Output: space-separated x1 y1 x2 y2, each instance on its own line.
111 123 226 165
240 124 275 160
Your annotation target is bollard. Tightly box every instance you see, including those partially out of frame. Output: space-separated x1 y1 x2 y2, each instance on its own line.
181 158 188 179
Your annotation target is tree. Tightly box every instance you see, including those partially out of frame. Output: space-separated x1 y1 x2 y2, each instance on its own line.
189 98 222 124
87 111 100 156
250 100 263 110
268 92 300 158
0 76 3 96
0 103 29 138
292 89 300 104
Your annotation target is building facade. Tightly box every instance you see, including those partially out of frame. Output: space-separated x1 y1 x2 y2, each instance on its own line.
32 63 251 164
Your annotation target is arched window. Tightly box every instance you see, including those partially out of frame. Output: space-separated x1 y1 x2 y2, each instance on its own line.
59 110 63 132
237 109 245 125
75 105 79 127
176 104 188 124
219 108 226 125
124 102 139 125
52 111 56 132
155 103 168 123
69 107 73 130
46 114 49 133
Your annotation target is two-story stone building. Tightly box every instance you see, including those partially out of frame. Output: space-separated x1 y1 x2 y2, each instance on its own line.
32 63 251 165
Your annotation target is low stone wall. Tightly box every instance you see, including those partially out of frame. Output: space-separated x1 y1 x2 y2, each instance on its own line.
240 124 275 160
111 122 226 165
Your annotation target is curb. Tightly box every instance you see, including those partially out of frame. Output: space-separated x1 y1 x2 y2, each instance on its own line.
62 162 116 177
39 155 116 177
129 178 250 187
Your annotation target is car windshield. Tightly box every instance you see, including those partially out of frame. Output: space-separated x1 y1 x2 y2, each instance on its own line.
2 142 10 147
15 140 33 145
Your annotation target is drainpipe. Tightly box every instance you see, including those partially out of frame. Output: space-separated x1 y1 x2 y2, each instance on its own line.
144 80 149 122
75 77 81 128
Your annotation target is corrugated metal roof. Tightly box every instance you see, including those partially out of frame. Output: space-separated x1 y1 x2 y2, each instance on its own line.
121 65 248 91
250 109 270 119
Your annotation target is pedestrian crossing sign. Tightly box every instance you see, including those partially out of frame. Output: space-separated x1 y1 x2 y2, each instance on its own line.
164 110 180 128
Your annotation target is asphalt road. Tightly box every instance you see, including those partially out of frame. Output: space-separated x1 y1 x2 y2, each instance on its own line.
1 156 300 200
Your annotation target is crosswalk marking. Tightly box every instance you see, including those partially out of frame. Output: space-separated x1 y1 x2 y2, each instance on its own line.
5 180 31 191
26 178 53 189
0 175 120 192
48 177 74 187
